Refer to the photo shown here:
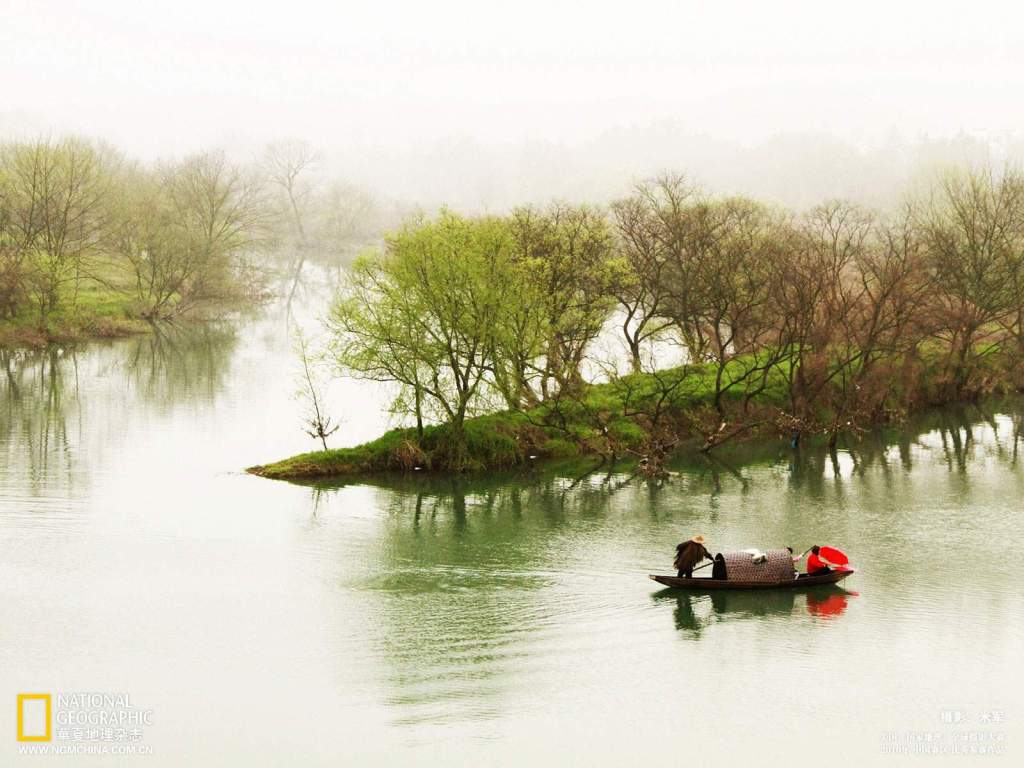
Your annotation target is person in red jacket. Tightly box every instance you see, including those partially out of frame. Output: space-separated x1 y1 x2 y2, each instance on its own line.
805 545 832 575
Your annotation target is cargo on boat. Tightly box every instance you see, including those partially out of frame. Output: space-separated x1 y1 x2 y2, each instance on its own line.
649 548 855 590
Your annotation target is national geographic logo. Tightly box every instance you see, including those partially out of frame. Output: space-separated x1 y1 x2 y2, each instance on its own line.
16 694 52 742
16 693 153 745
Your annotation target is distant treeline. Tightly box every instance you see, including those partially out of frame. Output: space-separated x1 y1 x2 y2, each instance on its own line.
328 169 1024 472
0 137 381 343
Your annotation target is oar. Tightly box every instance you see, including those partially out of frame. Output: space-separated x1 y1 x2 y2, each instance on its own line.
691 559 714 573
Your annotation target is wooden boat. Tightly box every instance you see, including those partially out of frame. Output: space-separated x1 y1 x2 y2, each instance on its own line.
649 566 855 591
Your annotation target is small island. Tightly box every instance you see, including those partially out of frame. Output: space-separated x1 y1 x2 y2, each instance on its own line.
250 171 1024 480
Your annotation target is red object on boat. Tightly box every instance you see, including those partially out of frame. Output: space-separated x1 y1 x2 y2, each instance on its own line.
819 546 849 565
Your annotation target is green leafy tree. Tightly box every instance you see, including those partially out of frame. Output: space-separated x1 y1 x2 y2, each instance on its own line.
486 253 547 410
328 211 513 468
0 138 111 322
508 203 618 398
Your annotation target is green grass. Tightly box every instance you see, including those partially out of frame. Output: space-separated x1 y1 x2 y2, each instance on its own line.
0 283 149 348
250 343 1024 481
249 414 541 479
248 359 793 480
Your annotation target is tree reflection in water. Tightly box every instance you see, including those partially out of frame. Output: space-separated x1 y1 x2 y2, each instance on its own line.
0 323 238 496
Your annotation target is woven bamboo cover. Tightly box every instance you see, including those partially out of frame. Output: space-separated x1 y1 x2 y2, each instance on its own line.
721 549 795 582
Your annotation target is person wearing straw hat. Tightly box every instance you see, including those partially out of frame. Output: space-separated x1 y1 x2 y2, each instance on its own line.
674 535 713 578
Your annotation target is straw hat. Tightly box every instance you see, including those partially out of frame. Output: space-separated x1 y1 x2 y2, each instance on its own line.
690 535 706 544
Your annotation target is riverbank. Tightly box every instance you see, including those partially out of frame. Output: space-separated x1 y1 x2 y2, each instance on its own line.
248 350 1024 481
0 291 150 348
248 363 789 480
0 282 268 349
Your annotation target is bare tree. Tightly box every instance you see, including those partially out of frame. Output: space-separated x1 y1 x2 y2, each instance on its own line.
610 174 686 372
0 168 25 318
296 333 339 451
264 140 319 305
917 168 1024 396
677 197 792 448
161 151 269 312
776 201 874 440
264 139 319 248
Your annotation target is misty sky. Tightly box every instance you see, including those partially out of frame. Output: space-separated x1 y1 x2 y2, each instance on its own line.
4 0 1024 207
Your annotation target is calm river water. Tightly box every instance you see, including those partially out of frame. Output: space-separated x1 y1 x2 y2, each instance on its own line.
2 298 1022 765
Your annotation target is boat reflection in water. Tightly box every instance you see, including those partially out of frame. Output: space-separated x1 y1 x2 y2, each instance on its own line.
653 586 856 637
806 589 856 618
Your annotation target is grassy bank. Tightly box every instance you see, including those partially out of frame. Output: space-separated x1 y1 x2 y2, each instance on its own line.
0 280 264 349
248 344 1024 481
0 284 151 348
248 363 792 480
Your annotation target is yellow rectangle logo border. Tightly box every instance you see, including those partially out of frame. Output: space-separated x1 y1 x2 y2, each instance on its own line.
16 693 52 742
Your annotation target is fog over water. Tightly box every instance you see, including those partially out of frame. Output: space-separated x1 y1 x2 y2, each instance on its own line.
4 5 1024 763
4 0 1024 209
2 291 1023 765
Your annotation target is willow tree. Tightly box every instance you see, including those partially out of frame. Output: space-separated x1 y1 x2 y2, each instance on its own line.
508 203 618 398
485 251 547 410
103 152 267 318
0 138 111 321
103 166 179 317
159 151 268 312
327 211 513 469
